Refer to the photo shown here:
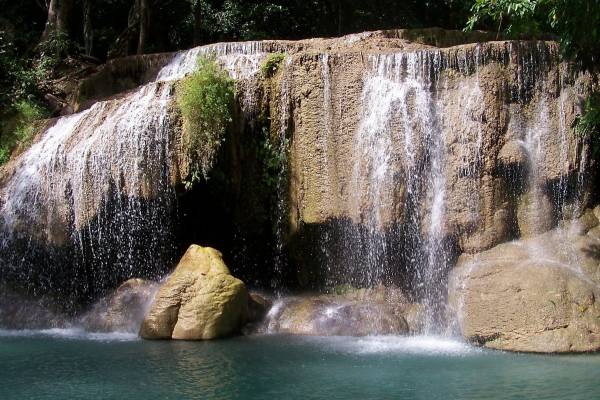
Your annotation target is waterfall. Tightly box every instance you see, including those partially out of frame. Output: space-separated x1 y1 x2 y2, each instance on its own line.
271 56 294 292
300 41 589 334
0 40 283 303
351 51 449 331
0 33 592 337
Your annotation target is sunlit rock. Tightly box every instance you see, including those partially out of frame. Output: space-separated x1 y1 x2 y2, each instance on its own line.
140 245 248 340
449 211 600 353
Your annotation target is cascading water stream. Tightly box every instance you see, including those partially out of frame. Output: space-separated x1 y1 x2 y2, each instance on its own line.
351 51 450 332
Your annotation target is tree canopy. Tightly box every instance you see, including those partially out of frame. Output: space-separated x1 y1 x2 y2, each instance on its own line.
1 0 599 161
466 0 600 70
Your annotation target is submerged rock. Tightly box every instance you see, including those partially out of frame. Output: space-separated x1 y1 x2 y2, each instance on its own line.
81 278 159 333
140 245 248 340
449 211 600 353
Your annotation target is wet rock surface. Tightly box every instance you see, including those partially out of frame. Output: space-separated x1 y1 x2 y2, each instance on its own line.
256 286 420 336
449 210 600 353
81 278 159 333
0 286 67 330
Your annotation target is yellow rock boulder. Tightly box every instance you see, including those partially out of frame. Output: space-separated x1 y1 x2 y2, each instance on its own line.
140 245 248 340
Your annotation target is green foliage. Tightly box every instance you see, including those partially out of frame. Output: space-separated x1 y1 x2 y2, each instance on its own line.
547 0 600 70
12 100 47 142
577 92 600 137
37 30 75 70
465 0 600 69
177 55 235 187
575 92 600 156
0 29 44 110
257 126 288 192
0 146 10 165
329 284 357 295
260 52 286 78
192 0 470 43
466 0 542 37
0 99 48 165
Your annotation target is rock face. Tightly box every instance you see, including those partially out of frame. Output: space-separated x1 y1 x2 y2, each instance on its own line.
140 245 248 340
274 37 592 287
449 210 600 353
81 278 159 333
0 29 596 331
259 286 417 336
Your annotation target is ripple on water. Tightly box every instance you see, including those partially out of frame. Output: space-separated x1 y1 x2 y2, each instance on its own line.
0 328 139 342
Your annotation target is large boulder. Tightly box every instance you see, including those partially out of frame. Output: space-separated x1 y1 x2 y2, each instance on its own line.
81 278 159 333
140 245 248 340
449 211 600 352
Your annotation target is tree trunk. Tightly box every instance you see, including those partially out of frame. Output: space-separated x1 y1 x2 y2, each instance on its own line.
41 0 73 42
137 0 149 54
193 0 202 45
83 0 93 56
337 0 342 36
108 0 140 59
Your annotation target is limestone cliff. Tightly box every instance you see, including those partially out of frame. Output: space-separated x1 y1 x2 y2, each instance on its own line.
272 37 593 290
0 29 596 315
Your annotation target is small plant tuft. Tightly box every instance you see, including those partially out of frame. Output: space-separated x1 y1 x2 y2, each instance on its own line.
260 52 286 78
176 55 235 188
574 92 600 157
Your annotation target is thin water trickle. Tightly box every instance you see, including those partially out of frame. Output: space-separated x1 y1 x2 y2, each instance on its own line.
271 57 293 293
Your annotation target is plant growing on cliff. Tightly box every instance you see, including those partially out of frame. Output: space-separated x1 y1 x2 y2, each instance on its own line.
177 55 235 187
0 99 48 165
260 52 286 78
257 126 289 192
575 92 600 155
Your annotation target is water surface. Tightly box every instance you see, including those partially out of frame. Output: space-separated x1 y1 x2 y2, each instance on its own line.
1 331 598 400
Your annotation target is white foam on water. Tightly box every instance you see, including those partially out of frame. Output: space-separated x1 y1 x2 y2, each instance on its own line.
304 335 478 356
0 328 139 342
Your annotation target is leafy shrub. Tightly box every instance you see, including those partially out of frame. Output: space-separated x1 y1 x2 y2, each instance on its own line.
260 52 286 78
37 30 74 70
176 55 235 187
577 92 600 135
464 0 600 69
13 100 47 142
0 145 10 165
466 0 541 37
